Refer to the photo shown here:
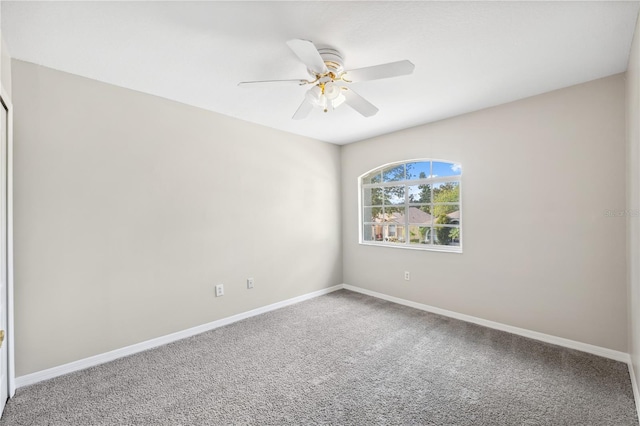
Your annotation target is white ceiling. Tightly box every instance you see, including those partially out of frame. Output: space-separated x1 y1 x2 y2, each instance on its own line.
2 1 639 145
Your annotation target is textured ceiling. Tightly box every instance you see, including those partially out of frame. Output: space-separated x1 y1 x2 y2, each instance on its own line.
2 1 639 144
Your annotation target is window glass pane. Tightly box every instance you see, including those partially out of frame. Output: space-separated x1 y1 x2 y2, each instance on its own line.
408 184 431 203
384 224 405 243
406 161 431 180
362 224 375 242
363 207 384 222
433 204 460 223
407 206 432 225
384 206 405 223
433 181 459 203
371 224 384 241
434 225 460 246
362 170 382 184
432 161 462 177
446 209 460 225
449 226 461 245
382 164 405 182
409 225 431 244
363 187 383 206
383 186 404 205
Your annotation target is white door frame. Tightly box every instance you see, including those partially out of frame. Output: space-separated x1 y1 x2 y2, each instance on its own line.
1 85 15 399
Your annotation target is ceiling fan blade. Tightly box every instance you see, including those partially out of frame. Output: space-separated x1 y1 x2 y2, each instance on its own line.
292 98 314 120
238 79 309 87
343 60 415 83
286 39 328 75
343 88 379 117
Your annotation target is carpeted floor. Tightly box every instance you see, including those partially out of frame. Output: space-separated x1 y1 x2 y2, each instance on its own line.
1 289 637 425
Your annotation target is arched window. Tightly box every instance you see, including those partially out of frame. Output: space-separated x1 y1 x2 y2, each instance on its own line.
360 160 462 252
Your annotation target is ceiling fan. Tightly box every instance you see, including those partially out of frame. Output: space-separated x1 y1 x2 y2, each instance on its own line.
238 39 415 119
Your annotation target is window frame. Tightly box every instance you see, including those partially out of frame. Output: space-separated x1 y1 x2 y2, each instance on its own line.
358 159 463 253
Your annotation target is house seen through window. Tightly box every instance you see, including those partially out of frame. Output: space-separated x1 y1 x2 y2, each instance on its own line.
360 160 462 252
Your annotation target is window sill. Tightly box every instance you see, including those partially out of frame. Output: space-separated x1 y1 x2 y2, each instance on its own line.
359 241 463 254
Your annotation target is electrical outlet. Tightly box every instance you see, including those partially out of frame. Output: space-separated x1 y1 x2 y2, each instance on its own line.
247 278 254 289
215 284 224 297
404 271 410 281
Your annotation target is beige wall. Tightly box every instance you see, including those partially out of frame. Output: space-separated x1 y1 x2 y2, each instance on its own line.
0 5 10 97
9 57 631 376
11 60 342 376
342 74 628 351
627 10 640 394
1 38 10 98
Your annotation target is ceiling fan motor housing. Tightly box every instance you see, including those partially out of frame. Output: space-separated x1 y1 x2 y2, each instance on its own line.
315 47 344 76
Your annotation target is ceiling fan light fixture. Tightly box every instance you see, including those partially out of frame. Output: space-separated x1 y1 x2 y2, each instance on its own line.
306 85 326 107
324 82 341 101
331 92 346 109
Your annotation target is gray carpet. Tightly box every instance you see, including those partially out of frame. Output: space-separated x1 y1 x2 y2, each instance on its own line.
1 289 637 425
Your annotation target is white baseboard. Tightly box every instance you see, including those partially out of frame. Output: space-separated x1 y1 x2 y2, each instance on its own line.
342 284 630 363
15 285 343 389
629 360 640 425
14 283 635 396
